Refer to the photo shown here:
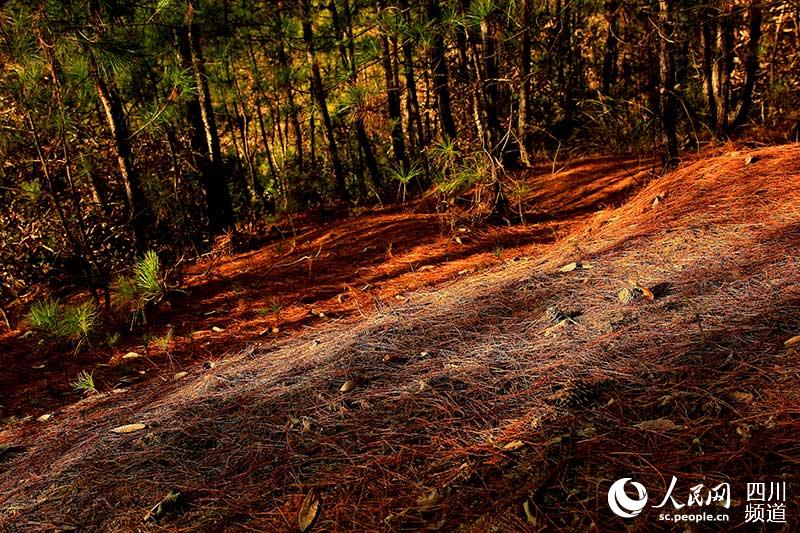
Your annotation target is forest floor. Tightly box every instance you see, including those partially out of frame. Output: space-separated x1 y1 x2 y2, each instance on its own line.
1 145 800 531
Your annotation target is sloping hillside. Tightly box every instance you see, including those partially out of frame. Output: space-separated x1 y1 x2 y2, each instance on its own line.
2 145 799 531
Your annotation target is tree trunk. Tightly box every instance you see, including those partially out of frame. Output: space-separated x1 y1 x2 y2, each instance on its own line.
227 59 261 205
330 0 382 192
275 12 305 170
86 51 149 252
518 0 533 166
399 0 426 151
658 0 679 166
427 0 457 140
302 0 348 200
712 3 734 138
380 3 408 172
731 2 763 131
701 7 718 131
601 0 620 95
246 41 278 180
185 13 232 232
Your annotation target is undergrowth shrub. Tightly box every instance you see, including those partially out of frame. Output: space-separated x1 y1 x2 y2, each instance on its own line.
61 302 98 351
71 370 96 394
134 250 165 303
26 298 97 352
114 250 168 327
27 298 61 339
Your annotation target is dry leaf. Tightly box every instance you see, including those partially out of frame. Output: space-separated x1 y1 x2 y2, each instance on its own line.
640 287 655 300
123 352 142 359
37 413 52 422
418 265 435 272
211 326 224 333
111 423 147 434
732 391 754 402
31 364 45 370
522 500 536 525
559 262 578 272
502 440 525 451
784 335 800 348
454 236 463 245
457 269 471 275
634 418 677 431
173 372 188 380
340 380 355 393
298 489 321 532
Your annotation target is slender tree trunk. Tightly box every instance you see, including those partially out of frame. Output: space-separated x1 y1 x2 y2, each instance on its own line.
658 0 679 166
227 60 261 204
380 3 408 172
427 0 457 140
330 0 382 192
712 2 734 138
601 0 619 95
275 14 304 170
309 104 317 166
399 0 425 150
86 51 149 252
246 42 278 179
186 14 232 232
518 0 533 166
731 2 763 131
302 0 348 200
701 6 718 130
480 17 502 152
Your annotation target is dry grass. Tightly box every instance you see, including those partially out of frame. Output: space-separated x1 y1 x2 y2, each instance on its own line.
1 145 799 531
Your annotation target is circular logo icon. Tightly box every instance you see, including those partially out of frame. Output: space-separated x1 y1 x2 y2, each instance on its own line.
608 478 648 518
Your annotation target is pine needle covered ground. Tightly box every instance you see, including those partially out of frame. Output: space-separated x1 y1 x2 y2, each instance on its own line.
1 145 799 531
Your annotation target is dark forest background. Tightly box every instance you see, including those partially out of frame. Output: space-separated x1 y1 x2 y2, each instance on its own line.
1 0 798 308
